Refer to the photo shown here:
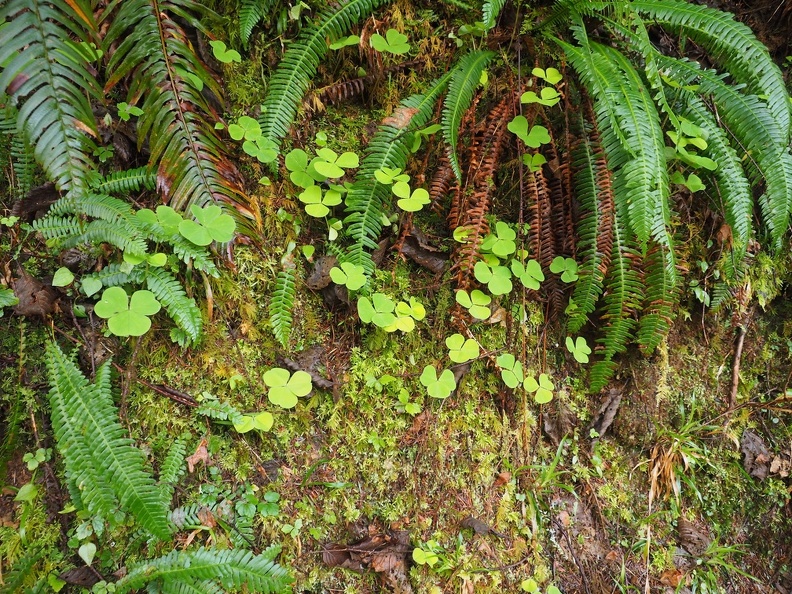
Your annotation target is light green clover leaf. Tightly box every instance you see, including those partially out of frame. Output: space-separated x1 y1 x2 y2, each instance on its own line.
263 368 313 409
474 261 513 295
524 373 554 404
480 221 517 257
532 67 563 85
670 171 706 193
233 411 274 433
520 86 561 107
507 117 551 148
209 40 241 63
329 34 360 50
419 365 456 399
314 148 359 178
566 336 592 364
549 256 578 283
137 205 184 236
412 547 439 567
375 167 410 185
357 293 396 328
178 204 236 246
522 152 547 172
94 287 161 337
330 262 366 291
299 185 343 218
242 136 278 164
228 116 261 141
383 298 425 333
370 29 410 55
521 578 540 593
446 333 480 363
52 267 74 287
396 187 431 212
81 277 102 297
409 123 442 152
117 102 143 121
511 258 544 290
285 149 318 188
455 289 491 320
496 354 524 389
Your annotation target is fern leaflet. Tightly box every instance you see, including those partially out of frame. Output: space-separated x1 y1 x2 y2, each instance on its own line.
144 267 203 345
270 266 296 348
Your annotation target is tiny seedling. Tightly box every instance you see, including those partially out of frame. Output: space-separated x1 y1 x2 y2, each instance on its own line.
329 35 359 50
370 29 410 55
23 448 51 471
420 366 456 399
209 40 241 63
525 373 554 404
474 261 513 295
511 258 544 290
480 221 517 257
549 256 578 283
523 153 547 172
565 336 592 363
532 67 563 85
330 262 367 291
496 353 524 389
456 289 491 320
357 293 396 328
232 412 274 433
507 117 551 148
412 545 440 567
670 171 706 192
94 287 161 337
299 185 343 218
446 333 480 363
117 102 143 121
228 116 261 141
397 388 421 415
262 368 313 409
313 147 359 178
179 204 236 246
409 123 442 152
374 167 410 185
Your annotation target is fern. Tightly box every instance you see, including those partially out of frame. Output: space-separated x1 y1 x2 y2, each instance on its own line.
160 580 227 594
104 0 256 233
0 0 99 200
270 266 296 348
1 101 37 199
342 73 451 275
90 167 155 195
258 0 387 149
81 263 144 288
158 436 187 502
442 50 495 182
631 0 791 140
0 548 46 594
145 267 203 344
115 545 293 593
240 0 278 47
45 341 172 540
482 0 506 29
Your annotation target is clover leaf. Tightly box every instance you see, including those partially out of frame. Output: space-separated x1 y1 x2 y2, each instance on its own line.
383 298 425 333
179 204 236 246
52 267 74 287
233 412 274 433
228 116 261 141
496 353 524 389
330 262 366 291
455 289 491 320
285 149 319 188
357 293 396 328
480 221 517 257
549 256 578 283
375 167 410 185
670 171 706 193
395 187 431 212
520 86 561 107
522 152 547 172
137 205 184 236
565 336 592 364
474 261 513 295
81 277 102 297
299 185 342 218
370 29 410 55
507 117 551 148
329 34 360 50
242 136 278 164
532 67 563 85
419 365 456 399
524 373 554 404
409 123 442 152
94 287 161 337
446 333 480 363
209 40 241 63
263 368 313 409
511 258 544 290
117 102 143 121
313 148 359 178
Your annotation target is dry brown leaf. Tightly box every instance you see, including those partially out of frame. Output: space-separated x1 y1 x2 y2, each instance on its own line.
186 438 210 473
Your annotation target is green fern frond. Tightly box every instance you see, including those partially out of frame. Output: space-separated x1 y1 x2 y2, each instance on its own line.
0 0 99 200
636 244 676 353
60 219 149 256
1 102 37 199
160 580 226 594
632 0 791 140
115 546 292 593
90 167 155 195
49 193 138 225
31 216 85 241
258 0 387 149
482 0 506 29
442 49 495 182
105 1 256 233
158 436 187 502
81 263 144 288
0 548 46 594
45 341 172 540
657 55 792 249
240 0 278 47
342 73 451 275
270 266 296 348
144 267 203 344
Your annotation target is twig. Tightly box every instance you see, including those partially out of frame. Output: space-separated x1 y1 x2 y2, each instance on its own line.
730 325 747 409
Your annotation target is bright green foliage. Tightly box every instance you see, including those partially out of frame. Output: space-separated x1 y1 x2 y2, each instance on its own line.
480 222 517 257
52 267 74 287
357 293 396 328
446 334 480 363
0 288 19 314
532 67 564 85
94 287 161 337
178 205 236 246
144 267 203 345
443 50 496 181
394 186 431 212
374 167 410 185
549 257 579 283
229 116 261 141
508 118 551 148
114 545 292 593
370 29 410 54
209 40 241 63
239 0 279 47
330 34 360 49
482 0 506 29
456 289 491 320
511 259 544 290
330 262 367 291
383 298 426 332
521 87 561 107
270 267 296 348
258 0 387 149
496 354 525 389
117 102 144 121
158 436 187 502
314 148 360 178
474 261 512 295
524 373 554 404
565 336 592 363
263 368 313 409
0 0 99 201
234 412 275 433
300 185 344 218
45 341 171 540
419 366 456 399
